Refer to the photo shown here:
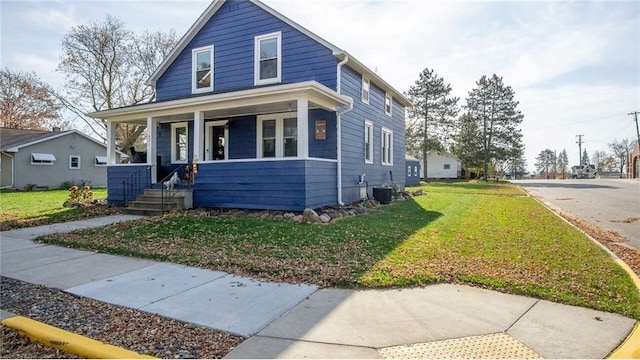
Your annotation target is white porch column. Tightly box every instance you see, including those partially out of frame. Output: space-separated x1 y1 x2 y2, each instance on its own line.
106 120 116 164
146 117 157 183
297 97 309 158
193 111 205 163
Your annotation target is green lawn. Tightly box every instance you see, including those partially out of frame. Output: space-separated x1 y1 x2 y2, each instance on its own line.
0 189 116 230
37 182 639 318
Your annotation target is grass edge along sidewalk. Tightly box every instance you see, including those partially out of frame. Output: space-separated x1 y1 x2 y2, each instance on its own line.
38 181 640 319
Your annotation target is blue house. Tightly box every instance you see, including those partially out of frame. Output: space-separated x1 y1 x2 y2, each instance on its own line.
89 0 410 211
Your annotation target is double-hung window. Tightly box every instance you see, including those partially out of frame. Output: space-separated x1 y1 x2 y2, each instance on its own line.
255 32 281 85
364 121 373 164
192 45 213 93
361 76 370 104
171 122 189 163
385 92 393 116
381 127 393 166
257 112 297 158
69 155 80 169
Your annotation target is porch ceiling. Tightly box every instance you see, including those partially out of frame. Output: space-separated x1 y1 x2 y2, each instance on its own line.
88 81 352 123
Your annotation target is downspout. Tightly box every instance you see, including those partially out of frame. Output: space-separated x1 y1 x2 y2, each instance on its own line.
0 152 15 189
336 53 353 205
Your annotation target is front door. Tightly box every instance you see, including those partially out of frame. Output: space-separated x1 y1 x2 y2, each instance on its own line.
205 121 228 161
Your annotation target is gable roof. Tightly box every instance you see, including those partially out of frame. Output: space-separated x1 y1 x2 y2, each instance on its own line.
0 128 116 153
147 0 410 107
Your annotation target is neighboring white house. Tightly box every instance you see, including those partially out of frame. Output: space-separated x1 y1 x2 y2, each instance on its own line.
0 128 125 189
420 150 462 179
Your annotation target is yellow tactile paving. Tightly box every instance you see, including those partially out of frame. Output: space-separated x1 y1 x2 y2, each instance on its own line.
379 332 543 359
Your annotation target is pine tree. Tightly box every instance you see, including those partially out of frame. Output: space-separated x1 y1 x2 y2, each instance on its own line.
556 149 569 178
406 68 459 179
535 149 556 179
582 149 590 165
451 112 483 178
464 74 524 181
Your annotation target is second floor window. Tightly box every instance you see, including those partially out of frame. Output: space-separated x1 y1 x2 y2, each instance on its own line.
385 92 393 116
362 76 370 104
192 46 213 93
255 32 281 85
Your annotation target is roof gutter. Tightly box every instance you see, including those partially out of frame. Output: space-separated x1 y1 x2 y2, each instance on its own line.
336 55 353 206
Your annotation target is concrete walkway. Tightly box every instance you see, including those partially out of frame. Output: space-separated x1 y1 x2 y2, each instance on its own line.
1 215 637 359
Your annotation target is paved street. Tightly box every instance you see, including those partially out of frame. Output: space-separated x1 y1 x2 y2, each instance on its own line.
513 179 640 249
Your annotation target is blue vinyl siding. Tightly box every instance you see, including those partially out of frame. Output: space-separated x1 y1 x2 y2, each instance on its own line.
227 115 257 159
156 0 337 101
193 159 336 210
339 65 406 203
308 109 336 159
107 165 151 204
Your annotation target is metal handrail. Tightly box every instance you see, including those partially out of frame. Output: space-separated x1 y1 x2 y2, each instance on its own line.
121 166 151 205
159 165 193 212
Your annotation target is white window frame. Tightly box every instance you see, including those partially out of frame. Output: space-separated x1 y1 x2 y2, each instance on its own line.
95 156 107 166
31 153 55 165
192 45 214 94
361 76 370 104
256 112 297 158
364 120 373 164
254 32 282 86
69 155 81 169
171 122 189 164
414 166 418 177
205 120 229 161
444 164 451 170
407 166 412 177
385 92 393 116
381 127 393 166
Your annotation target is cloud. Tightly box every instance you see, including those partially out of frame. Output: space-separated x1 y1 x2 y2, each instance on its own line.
26 5 79 31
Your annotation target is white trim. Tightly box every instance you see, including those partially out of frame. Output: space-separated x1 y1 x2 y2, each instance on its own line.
361 76 370 104
171 122 189 164
256 112 297 158
385 92 393 116
192 45 214 94
31 153 56 165
254 31 282 86
88 81 349 121
381 127 393 166
95 156 108 166
364 120 373 164
69 155 81 169
197 156 337 164
205 120 229 161
146 0 341 87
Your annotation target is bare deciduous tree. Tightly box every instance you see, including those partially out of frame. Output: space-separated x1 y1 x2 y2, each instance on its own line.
57 15 177 151
0 68 65 130
609 138 634 174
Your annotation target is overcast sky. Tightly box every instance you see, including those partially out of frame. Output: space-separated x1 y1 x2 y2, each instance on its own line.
2 0 638 172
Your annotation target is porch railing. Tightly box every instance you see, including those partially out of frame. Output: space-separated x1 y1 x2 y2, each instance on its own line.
160 164 194 212
122 166 152 205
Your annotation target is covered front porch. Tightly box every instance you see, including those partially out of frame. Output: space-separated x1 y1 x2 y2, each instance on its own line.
90 81 352 211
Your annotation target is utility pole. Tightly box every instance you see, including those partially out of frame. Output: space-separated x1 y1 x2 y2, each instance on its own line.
628 111 640 149
576 134 584 166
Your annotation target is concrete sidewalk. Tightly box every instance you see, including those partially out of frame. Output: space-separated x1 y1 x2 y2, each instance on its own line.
1 215 637 359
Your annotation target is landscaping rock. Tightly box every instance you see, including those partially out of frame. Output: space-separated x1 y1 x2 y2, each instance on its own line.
302 208 321 223
319 214 332 223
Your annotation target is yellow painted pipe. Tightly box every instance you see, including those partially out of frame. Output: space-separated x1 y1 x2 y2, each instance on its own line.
1 316 156 359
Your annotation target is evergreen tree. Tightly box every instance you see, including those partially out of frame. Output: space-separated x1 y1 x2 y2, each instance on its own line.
535 149 556 179
556 149 569 177
464 74 524 181
406 68 459 179
582 149 590 165
451 112 483 178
